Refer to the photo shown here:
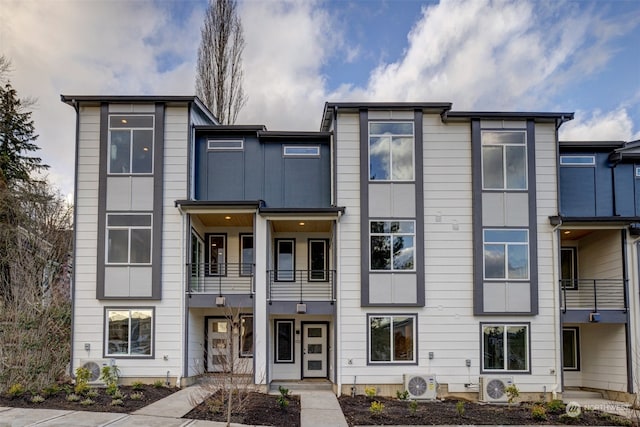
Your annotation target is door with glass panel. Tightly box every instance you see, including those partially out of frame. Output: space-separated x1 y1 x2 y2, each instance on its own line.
302 323 328 378
207 318 230 372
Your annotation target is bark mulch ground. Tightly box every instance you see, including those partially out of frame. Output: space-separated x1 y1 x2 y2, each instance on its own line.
338 395 634 426
183 391 300 427
0 385 177 413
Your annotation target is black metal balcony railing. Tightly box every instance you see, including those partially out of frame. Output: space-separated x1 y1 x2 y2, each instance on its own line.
268 270 336 303
560 278 628 312
188 263 254 295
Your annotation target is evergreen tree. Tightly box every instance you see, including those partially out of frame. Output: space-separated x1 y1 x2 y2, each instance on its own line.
0 81 47 186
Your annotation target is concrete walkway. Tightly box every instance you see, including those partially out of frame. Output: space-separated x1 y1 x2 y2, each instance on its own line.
0 386 347 427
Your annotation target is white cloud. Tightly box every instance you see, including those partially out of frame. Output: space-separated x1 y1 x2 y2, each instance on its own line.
560 108 640 141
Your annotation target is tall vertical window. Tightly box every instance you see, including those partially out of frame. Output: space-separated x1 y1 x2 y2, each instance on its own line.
370 221 415 271
562 327 580 370
369 315 416 363
106 308 153 357
275 320 294 363
482 131 526 189
106 214 152 264
561 247 578 290
308 239 328 281
369 122 414 181
482 324 528 372
207 234 226 276
108 115 154 174
240 315 254 357
483 229 529 280
240 234 254 276
275 239 295 281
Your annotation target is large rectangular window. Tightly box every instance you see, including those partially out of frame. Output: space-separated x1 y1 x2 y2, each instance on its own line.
106 214 152 264
370 221 415 271
275 320 294 363
562 327 580 371
369 315 416 363
108 115 154 174
106 308 153 357
482 324 529 372
482 131 526 190
483 229 529 280
240 315 254 358
369 122 414 181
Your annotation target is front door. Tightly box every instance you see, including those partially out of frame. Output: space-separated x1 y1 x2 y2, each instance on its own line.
302 323 328 378
207 318 230 372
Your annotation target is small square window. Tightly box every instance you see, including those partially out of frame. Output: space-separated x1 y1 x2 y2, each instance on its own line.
482 323 529 372
369 315 416 363
106 308 153 357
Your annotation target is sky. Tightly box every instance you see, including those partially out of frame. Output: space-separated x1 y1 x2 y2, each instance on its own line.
1 0 639 199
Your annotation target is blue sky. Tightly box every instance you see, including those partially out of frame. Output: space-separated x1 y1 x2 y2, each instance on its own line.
1 0 639 198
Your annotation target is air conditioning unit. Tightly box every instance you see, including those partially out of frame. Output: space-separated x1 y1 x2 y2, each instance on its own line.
403 374 437 400
478 376 513 403
79 359 110 384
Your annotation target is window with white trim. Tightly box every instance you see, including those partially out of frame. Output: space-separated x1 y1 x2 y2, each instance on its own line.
369 122 414 181
108 115 153 174
562 327 580 371
482 324 528 372
560 155 595 166
370 221 415 271
483 229 529 280
240 315 254 357
207 139 243 150
275 320 294 363
106 308 153 357
106 214 152 264
482 131 527 189
636 167 640 177
369 315 416 363
283 146 320 157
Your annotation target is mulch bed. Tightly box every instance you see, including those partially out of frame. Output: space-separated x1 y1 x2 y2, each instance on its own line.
184 391 300 427
0 385 177 413
338 395 633 426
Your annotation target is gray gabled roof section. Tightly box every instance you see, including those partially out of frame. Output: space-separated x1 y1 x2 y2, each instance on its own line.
559 140 626 149
609 139 640 163
60 94 218 125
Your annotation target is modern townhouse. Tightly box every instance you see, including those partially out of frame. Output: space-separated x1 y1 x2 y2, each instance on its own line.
62 95 639 403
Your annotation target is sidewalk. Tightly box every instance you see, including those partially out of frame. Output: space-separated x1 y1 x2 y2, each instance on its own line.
0 386 348 427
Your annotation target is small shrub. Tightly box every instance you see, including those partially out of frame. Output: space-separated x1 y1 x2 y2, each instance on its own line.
41 385 60 397
30 395 45 403
131 381 145 390
456 400 465 417
546 399 565 413
66 393 81 402
111 398 124 406
80 398 95 406
505 384 520 405
130 392 144 400
369 400 384 416
531 404 547 421
106 383 118 396
396 389 409 400
559 413 580 424
278 385 290 397
74 367 91 395
598 413 632 426
7 383 25 398
86 389 99 398
153 380 165 388
61 384 73 395
112 390 124 400
276 394 289 410
408 399 418 415
364 386 376 398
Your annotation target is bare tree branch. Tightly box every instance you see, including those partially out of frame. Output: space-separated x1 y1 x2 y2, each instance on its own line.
196 0 248 124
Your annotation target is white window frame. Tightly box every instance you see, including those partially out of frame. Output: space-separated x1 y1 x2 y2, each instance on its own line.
105 308 153 358
283 145 320 157
275 319 294 363
560 155 595 166
106 213 152 265
239 314 254 358
240 234 254 277
481 130 527 190
108 115 154 175
368 121 415 182
635 167 640 177
562 327 580 371
482 229 529 280
368 314 416 364
481 323 529 372
369 220 416 271
207 139 244 150
561 246 578 290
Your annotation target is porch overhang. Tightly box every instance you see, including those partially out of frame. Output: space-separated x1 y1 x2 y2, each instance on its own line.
562 310 628 324
549 215 640 227
259 206 345 219
175 199 263 214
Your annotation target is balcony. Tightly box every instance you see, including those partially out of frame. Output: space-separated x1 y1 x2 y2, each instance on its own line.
188 263 254 295
561 278 628 312
267 270 336 303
